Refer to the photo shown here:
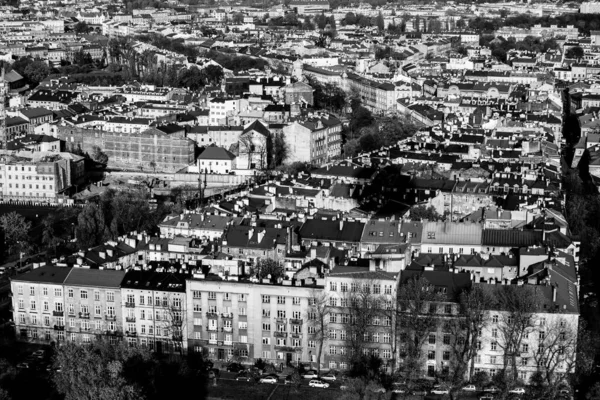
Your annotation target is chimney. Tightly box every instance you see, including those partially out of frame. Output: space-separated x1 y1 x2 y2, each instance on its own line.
310 247 317 259
339 220 344 231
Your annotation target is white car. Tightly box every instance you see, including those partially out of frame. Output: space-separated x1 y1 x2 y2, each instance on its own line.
462 385 477 392
321 373 336 382
16 362 29 369
302 370 318 379
431 386 450 395
509 387 526 395
309 379 329 388
259 376 278 384
392 383 408 394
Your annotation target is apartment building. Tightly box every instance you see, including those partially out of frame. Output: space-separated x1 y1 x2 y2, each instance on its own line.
120 269 188 354
158 213 231 240
283 114 342 165
11 266 71 344
323 267 399 371
185 276 320 365
0 152 85 202
63 268 126 344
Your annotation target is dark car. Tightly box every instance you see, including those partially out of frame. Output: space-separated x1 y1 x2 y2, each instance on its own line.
226 363 245 373
411 388 428 396
236 371 253 381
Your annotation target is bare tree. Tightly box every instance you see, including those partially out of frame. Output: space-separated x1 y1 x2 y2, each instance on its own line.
532 317 578 391
494 285 544 382
446 285 493 384
160 293 186 356
396 275 445 381
307 289 329 374
238 133 255 169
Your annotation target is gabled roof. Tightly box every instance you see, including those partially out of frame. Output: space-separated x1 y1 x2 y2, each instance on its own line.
11 265 72 284
198 146 236 160
64 268 125 288
300 219 365 243
242 120 270 137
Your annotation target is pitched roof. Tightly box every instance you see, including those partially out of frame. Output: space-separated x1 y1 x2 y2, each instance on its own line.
11 265 72 284
482 229 542 247
299 219 365 243
198 146 236 160
63 268 125 287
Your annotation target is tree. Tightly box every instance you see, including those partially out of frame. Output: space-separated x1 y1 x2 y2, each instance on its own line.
91 145 109 165
232 12 244 24
307 289 330 374
0 212 32 256
250 258 284 281
493 285 544 382
409 205 442 221
202 64 224 86
396 275 445 381
375 11 384 31
52 340 150 400
565 46 584 60
42 207 79 255
76 203 109 249
446 285 493 384
344 12 357 25
269 132 288 169
22 59 50 86
74 21 92 34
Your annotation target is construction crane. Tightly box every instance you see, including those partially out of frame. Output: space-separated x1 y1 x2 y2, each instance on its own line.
0 68 7 150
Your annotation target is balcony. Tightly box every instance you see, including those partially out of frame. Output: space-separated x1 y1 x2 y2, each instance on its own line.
208 339 217 345
125 302 135 308
224 340 233 346
291 333 302 339
206 326 217 331
290 319 302 325
206 312 218 318
276 318 287 324
106 330 123 337
79 327 91 332
222 326 232 333
79 312 90 319
221 313 233 319
52 311 63 317
105 315 116 321
125 331 137 337
274 331 287 338
53 325 65 331
172 335 183 341
125 317 136 323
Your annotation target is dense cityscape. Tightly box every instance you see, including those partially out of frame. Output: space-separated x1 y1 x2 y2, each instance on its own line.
0 0 599 399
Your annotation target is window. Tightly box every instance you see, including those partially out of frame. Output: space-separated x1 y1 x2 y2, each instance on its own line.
444 305 452 314
262 337 270 345
292 297 300 305
329 297 338 307
329 329 337 339
30 286 35 296
329 345 337 355
43 301 49 312
54 288 62 297
329 314 337 323
239 307 246 315
384 285 392 295
308 340 316 348
522 344 529 353
262 323 271 331
443 334 450 345
262 309 270 317
428 334 436 344
373 284 381 294
539 331 545 340
94 291 100 301
492 314 498 323
30 300 36 310
340 283 348 292
277 310 286 318
80 290 88 299
262 295 270 303
95 305 101 316
443 351 450 361
428 350 435 360
492 328 498 338
208 292 216 300
68 289 73 298
491 342 497 351
276 296 285 304
42 287 48 296
107 292 114 302
329 282 337 292
521 358 528 366
490 356 497 364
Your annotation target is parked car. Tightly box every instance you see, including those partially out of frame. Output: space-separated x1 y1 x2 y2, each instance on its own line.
508 388 525 395
259 376 278 384
321 372 336 382
32 350 45 359
462 385 477 392
308 379 329 388
392 383 408 394
302 370 318 379
226 363 245 373
431 386 450 395
484 386 500 393
411 388 428 396
235 371 252 381
284 375 293 385
16 363 29 369
371 387 386 393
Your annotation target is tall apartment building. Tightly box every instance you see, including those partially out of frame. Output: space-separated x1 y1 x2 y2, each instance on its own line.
11 266 71 344
283 114 342 165
120 269 187 354
185 276 321 365
63 268 125 344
